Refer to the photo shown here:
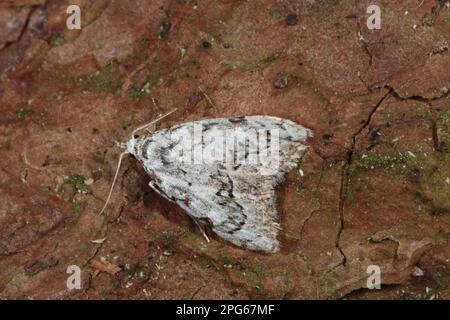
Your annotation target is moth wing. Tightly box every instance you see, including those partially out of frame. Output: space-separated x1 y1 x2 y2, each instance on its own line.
131 116 311 252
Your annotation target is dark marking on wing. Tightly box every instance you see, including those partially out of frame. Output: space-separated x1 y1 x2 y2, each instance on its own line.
244 138 249 160
226 174 234 198
228 116 247 124
141 139 152 159
201 122 218 132
197 217 213 228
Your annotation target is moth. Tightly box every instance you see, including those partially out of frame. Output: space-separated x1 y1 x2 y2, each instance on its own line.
101 111 312 253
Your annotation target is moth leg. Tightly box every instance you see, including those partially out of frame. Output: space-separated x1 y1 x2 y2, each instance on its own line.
145 123 156 134
148 180 170 201
193 219 210 243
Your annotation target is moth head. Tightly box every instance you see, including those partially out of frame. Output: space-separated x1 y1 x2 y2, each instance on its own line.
123 134 139 155
124 133 151 156
99 109 177 215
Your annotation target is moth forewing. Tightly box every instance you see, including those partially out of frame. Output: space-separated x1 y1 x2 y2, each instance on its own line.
125 115 311 252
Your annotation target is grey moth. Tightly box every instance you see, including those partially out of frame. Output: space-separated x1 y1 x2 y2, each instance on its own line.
119 115 311 253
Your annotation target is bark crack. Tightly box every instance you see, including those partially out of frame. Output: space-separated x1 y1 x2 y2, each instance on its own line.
299 162 325 239
421 0 449 26
334 88 393 269
1 6 37 51
386 85 450 103
328 81 448 273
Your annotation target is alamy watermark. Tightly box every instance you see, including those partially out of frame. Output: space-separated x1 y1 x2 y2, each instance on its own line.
366 265 381 289
66 5 81 30
367 5 381 30
138 123 281 173
66 265 82 290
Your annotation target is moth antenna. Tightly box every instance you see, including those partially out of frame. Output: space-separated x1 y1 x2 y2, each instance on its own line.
99 151 129 215
131 108 177 138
